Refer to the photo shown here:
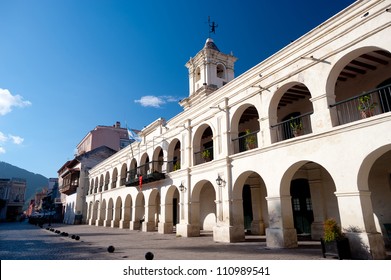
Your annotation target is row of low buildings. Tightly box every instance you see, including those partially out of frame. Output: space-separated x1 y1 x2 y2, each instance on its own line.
58 1 391 259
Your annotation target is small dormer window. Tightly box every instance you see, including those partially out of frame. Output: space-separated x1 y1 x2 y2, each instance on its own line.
216 64 225 79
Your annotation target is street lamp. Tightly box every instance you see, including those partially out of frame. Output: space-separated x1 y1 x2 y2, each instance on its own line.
216 175 223 187
179 183 185 192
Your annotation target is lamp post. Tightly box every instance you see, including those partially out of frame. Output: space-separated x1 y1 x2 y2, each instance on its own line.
216 174 224 222
179 183 186 222
216 175 223 187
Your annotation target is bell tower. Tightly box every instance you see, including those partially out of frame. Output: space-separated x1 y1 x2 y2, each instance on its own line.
185 38 238 98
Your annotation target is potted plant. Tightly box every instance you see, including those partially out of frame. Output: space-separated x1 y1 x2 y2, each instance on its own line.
289 117 303 137
201 149 211 162
244 129 256 150
173 161 181 171
320 218 351 259
357 94 377 118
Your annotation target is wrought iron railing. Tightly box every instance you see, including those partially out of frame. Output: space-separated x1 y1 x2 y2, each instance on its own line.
329 84 391 125
194 146 214 165
232 130 259 153
125 160 166 186
271 112 313 142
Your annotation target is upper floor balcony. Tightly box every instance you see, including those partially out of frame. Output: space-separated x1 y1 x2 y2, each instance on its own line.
330 83 391 125
60 170 80 195
125 160 166 187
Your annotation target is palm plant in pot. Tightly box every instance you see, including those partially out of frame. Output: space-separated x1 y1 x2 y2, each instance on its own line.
201 149 211 162
320 218 351 259
357 94 377 118
289 117 303 137
244 129 256 150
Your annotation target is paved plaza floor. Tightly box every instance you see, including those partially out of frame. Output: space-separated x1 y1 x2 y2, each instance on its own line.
0 221 324 260
1 221 390 260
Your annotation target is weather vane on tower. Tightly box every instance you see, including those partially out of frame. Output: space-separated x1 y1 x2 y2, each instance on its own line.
208 16 218 37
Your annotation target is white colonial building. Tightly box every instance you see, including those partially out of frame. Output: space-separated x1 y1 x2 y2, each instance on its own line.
84 1 391 259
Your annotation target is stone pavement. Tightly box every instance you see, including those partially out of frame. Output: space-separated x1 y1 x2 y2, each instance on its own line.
0 221 331 260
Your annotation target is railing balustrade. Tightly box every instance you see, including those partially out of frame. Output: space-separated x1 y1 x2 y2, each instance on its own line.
194 146 214 165
125 160 168 186
232 130 259 153
330 84 391 125
271 112 313 142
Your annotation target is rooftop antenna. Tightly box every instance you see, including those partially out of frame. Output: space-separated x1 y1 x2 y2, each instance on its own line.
208 16 218 37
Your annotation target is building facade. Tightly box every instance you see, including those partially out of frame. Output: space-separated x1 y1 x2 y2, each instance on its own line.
59 122 130 224
76 121 130 156
85 1 391 259
0 178 26 221
59 146 117 224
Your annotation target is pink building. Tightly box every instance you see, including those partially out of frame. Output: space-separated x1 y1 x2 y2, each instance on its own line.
76 121 130 155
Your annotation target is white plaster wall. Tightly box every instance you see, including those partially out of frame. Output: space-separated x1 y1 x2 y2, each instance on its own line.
199 185 216 230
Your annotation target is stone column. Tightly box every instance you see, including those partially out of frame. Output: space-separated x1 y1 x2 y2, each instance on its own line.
142 205 156 232
265 195 297 248
129 203 142 230
310 93 338 133
307 166 326 240
250 185 265 235
158 203 174 234
119 204 130 229
103 206 112 227
95 204 104 226
336 190 386 259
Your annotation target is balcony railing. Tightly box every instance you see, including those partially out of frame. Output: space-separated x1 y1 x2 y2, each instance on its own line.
232 130 259 153
271 112 313 142
194 146 214 165
330 84 391 125
166 159 181 172
59 181 79 195
125 160 166 187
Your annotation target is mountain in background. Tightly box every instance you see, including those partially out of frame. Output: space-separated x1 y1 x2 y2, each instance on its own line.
0 161 49 209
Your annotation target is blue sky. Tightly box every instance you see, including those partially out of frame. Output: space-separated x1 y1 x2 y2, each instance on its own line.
0 0 355 178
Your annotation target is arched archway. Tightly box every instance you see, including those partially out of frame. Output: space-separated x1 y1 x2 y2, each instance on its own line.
216 63 226 79
104 171 110 191
112 196 122 227
327 47 391 125
98 199 106 226
280 161 338 241
191 180 216 234
144 189 160 232
105 198 114 227
89 179 94 195
358 144 391 252
130 192 145 230
269 83 313 142
120 163 127 186
159 185 180 234
152 147 164 173
232 171 268 240
167 139 181 172
120 194 132 229
231 105 260 153
99 174 104 192
111 168 118 189
193 124 214 165
94 178 98 194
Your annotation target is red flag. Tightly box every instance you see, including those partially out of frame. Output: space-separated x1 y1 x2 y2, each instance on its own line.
139 175 143 191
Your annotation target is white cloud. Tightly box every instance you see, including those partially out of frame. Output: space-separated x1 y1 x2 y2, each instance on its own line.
134 95 182 108
0 131 24 147
0 147 5 154
0 88 32 116
9 135 24 145
0 132 7 142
